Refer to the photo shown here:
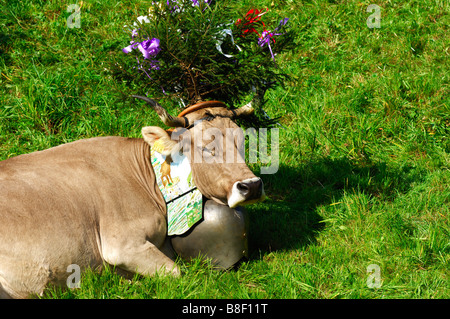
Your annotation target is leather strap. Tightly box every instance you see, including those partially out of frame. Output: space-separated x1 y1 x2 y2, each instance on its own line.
177 101 226 117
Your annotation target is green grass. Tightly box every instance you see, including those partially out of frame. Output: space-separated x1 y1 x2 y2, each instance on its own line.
1 0 449 299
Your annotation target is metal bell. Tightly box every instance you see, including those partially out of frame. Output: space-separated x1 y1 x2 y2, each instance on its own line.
170 199 248 270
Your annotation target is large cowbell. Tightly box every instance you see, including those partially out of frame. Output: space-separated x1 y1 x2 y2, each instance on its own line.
171 200 249 270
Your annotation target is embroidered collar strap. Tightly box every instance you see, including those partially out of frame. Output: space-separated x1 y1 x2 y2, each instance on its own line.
150 140 203 236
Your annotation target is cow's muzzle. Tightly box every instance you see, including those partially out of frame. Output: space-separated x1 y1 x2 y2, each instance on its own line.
228 177 265 208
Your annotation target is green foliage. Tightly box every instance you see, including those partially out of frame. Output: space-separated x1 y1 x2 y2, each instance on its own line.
0 0 448 299
118 0 293 112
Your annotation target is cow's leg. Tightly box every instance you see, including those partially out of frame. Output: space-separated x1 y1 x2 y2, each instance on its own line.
103 240 180 277
0 276 22 299
0 284 13 299
100 206 179 277
160 236 177 260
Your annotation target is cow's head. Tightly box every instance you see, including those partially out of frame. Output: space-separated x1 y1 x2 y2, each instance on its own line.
134 96 265 208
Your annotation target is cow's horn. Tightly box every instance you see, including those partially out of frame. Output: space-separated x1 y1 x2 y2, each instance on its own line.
132 95 188 127
233 102 254 117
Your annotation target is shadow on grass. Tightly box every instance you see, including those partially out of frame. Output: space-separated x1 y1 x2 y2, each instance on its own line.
247 157 427 257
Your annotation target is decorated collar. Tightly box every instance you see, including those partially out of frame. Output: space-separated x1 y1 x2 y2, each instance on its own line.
150 140 202 236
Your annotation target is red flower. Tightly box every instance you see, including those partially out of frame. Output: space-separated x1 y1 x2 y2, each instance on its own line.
236 8 268 37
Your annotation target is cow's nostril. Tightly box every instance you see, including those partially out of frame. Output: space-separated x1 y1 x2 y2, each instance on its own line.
237 179 262 199
236 182 250 196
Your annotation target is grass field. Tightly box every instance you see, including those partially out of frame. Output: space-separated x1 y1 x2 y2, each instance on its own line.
1 0 449 299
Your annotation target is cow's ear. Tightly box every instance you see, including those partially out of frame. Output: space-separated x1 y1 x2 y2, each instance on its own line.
142 126 178 156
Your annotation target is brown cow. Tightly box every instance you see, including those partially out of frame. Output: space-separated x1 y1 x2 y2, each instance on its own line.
0 98 264 298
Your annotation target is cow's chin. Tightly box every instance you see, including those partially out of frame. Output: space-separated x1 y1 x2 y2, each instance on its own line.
228 197 265 208
227 195 266 209
209 196 229 207
209 191 266 209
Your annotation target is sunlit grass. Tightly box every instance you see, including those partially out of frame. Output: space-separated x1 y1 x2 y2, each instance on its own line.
1 0 448 298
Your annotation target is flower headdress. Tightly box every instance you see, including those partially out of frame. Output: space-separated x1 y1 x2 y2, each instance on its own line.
118 0 293 126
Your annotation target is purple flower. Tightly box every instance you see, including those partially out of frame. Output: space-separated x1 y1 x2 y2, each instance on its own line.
165 0 209 12
138 38 161 59
123 37 161 60
192 0 209 6
149 60 160 70
275 18 289 31
258 18 289 62
258 30 278 62
122 41 138 54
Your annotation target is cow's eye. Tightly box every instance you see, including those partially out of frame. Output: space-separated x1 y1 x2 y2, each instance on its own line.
204 112 215 121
